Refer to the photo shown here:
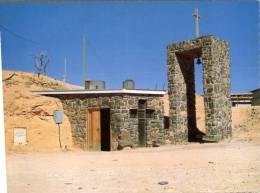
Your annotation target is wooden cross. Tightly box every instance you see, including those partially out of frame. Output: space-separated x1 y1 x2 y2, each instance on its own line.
192 8 200 38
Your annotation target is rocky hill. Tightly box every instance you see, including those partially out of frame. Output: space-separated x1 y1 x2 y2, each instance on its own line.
232 106 260 142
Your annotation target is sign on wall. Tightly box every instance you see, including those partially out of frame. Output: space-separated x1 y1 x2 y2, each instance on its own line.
14 128 27 145
53 110 63 124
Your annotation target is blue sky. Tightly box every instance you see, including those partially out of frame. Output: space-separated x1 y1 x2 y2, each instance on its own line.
0 1 259 93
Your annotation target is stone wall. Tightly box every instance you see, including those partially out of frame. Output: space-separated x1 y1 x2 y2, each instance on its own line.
56 94 164 150
167 35 232 143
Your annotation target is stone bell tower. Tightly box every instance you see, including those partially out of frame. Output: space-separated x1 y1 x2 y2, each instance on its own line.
167 35 232 143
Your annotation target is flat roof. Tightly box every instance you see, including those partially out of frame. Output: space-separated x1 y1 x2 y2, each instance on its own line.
33 89 166 96
231 93 252 96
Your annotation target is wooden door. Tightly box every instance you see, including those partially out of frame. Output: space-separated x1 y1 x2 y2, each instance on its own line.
87 109 101 151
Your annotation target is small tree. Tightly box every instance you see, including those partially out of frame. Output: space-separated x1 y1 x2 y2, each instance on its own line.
34 51 50 77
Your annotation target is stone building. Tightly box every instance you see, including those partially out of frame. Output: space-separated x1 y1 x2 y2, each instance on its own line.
36 89 165 151
231 93 252 107
251 88 260 106
167 35 232 143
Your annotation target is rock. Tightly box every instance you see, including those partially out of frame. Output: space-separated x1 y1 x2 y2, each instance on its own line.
120 130 131 141
165 139 171 144
118 140 134 150
153 141 160 147
158 181 168 185
122 146 132 151
146 141 153 147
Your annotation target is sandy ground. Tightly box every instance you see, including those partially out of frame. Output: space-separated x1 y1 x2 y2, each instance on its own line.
7 141 260 193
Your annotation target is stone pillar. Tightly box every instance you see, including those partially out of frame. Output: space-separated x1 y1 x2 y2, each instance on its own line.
202 38 232 140
168 50 185 143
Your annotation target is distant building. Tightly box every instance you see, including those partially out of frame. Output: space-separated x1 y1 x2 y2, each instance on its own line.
251 88 260 106
231 93 253 107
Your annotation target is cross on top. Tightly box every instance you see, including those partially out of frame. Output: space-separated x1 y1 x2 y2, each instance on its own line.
192 8 200 38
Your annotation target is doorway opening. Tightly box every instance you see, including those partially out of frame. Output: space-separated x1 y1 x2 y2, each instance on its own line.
176 48 205 142
194 57 203 95
87 108 111 151
138 99 147 147
194 58 206 141
100 108 111 151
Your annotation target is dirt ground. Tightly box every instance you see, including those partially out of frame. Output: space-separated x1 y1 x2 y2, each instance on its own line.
7 141 260 193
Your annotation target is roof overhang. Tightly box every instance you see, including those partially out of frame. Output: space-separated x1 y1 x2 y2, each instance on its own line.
33 89 166 96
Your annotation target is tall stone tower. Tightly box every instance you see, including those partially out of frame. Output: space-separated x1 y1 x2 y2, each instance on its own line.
167 35 232 143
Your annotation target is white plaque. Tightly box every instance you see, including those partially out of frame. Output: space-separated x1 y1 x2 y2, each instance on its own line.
14 128 27 145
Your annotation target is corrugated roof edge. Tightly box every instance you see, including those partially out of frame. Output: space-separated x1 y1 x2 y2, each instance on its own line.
32 89 166 95
231 92 253 95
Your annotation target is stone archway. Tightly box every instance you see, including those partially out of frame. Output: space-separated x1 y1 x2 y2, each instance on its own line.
167 36 232 143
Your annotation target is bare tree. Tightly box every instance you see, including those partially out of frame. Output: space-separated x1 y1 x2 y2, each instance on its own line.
34 51 50 77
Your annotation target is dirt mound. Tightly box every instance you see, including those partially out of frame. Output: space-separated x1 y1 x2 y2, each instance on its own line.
3 70 82 152
232 106 260 142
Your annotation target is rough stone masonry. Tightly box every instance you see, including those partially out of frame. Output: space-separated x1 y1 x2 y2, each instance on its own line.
58 94 164 150
167 35 232 143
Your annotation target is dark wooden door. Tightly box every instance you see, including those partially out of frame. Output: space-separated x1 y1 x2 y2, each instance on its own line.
138 119 146 146
87 109 101 151
138 100 147 147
